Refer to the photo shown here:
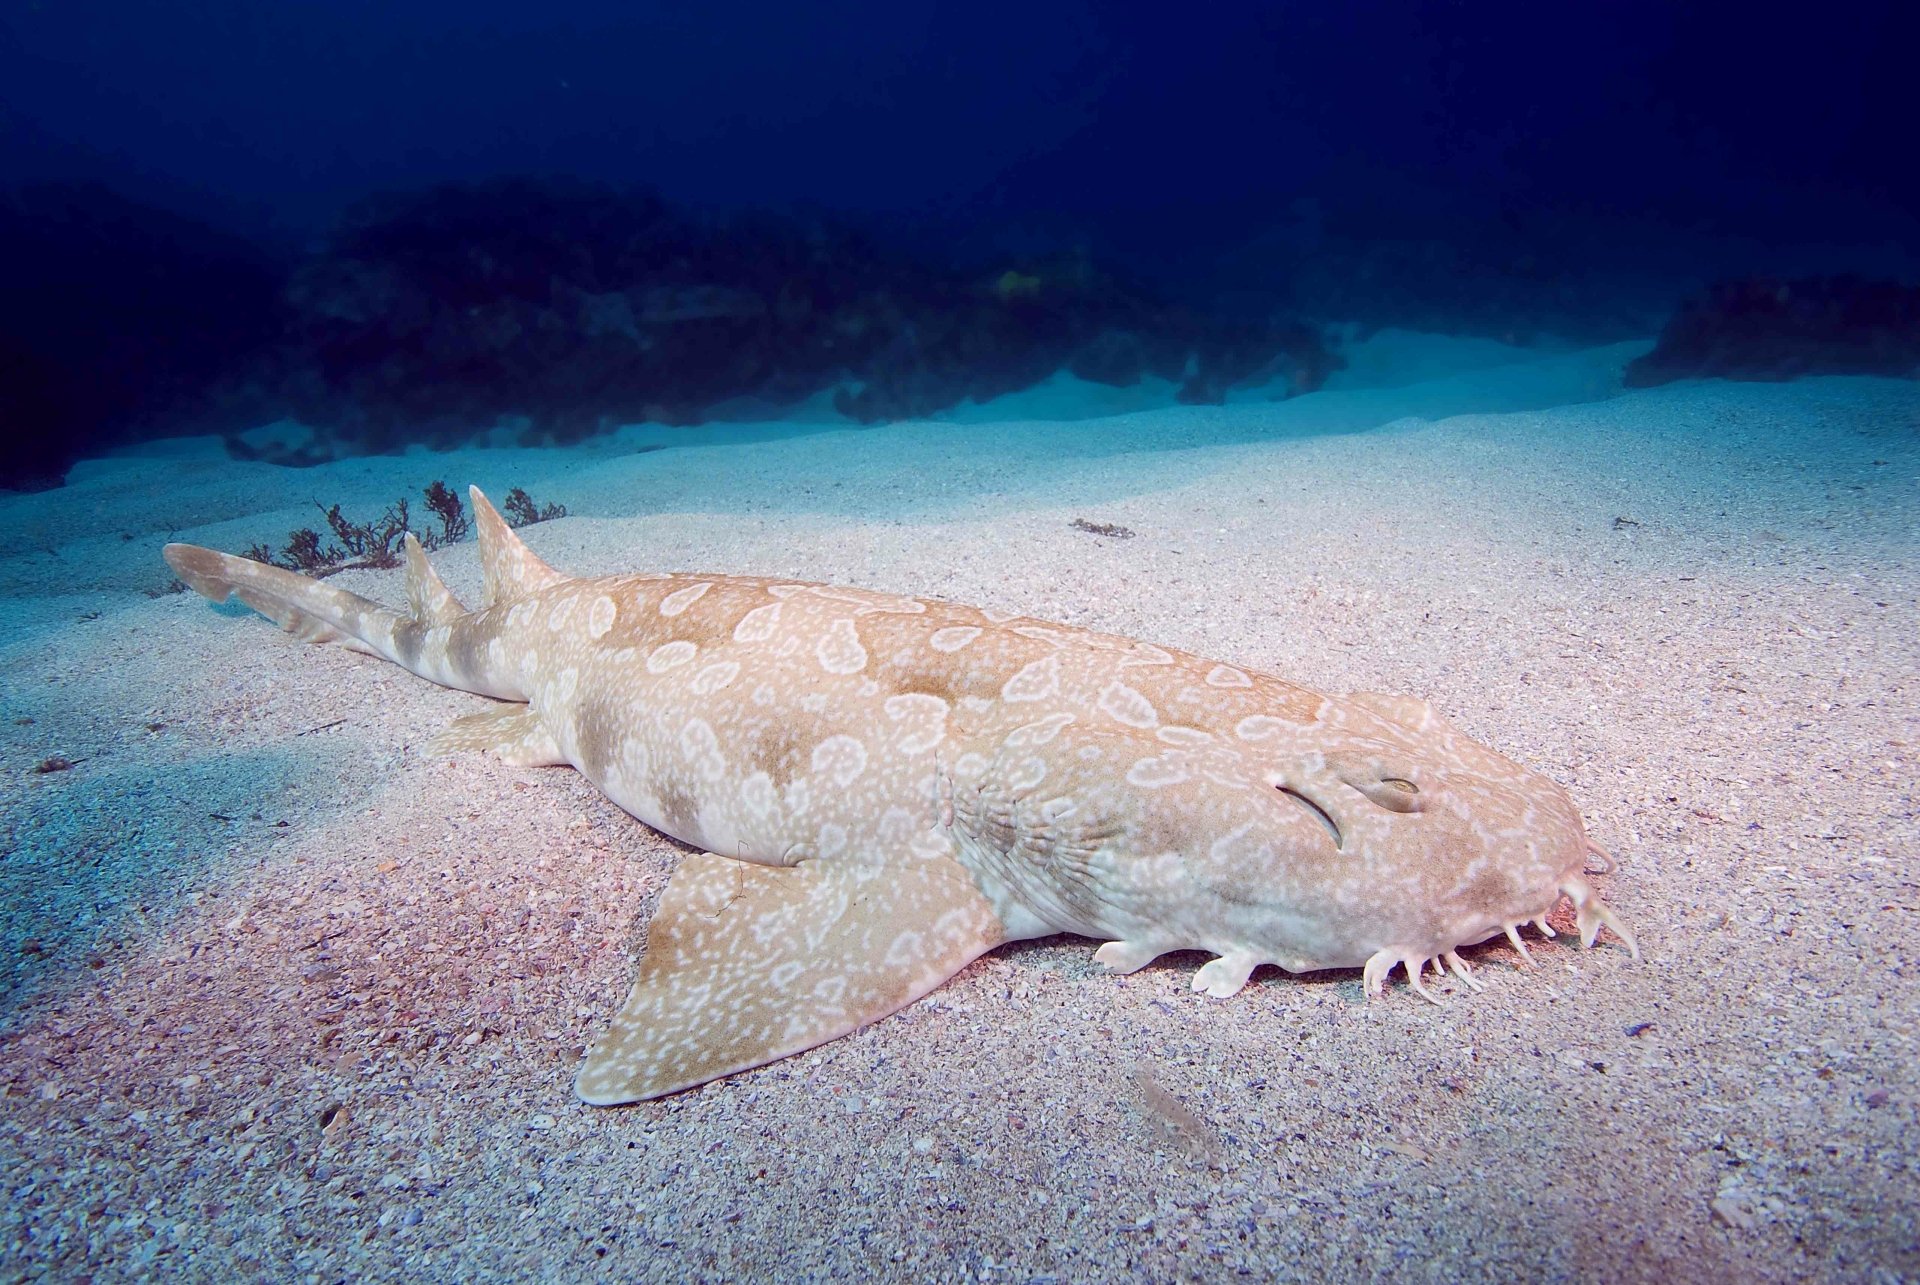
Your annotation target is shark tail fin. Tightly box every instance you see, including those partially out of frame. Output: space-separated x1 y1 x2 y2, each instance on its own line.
163 542 408 660
470 486 567 608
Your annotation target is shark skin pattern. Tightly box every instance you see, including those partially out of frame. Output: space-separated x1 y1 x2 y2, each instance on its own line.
164 487 1638 1106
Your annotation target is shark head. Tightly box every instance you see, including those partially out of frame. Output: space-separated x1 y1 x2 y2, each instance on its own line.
951 689 1636 1002
1200 692 1639 997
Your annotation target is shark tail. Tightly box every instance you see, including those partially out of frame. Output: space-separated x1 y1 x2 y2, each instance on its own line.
162 540 415 662
163 488 565 697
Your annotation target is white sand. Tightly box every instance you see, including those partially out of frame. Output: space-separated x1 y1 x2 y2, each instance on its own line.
1 334 1915 1280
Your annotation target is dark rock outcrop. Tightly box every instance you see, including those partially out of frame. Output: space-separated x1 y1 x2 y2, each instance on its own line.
2 177 1343 483
1625 277 1920 387
0 183 287 489
281 180 1340 443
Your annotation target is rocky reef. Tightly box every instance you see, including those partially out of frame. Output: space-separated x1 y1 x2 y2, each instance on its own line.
0 183 287 489
1626 277 1920 387
278 179 1339 447
0 177 1342 488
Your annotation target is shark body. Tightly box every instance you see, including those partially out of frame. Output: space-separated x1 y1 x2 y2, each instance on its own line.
165 488 1636 1105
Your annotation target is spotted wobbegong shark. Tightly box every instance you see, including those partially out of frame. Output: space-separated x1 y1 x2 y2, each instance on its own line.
164 487 1637 1105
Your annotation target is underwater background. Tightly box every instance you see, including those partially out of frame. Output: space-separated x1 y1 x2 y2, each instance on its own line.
2 1 1916 1280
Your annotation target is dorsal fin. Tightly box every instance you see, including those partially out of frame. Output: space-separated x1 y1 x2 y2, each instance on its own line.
469 486 568 607
402 533 467 625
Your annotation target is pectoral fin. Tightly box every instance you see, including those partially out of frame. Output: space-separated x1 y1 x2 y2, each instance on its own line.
576 851 1006 1105
427 704 567 766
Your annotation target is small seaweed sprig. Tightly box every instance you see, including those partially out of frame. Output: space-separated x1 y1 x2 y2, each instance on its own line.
246 482 565 577
421 480 472 545
503 486 567 527
250 497 411 575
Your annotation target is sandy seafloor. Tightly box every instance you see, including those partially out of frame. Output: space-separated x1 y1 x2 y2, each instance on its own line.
0 332 1915 1282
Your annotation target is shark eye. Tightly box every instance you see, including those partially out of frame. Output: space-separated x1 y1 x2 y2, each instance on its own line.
1327 753 1425 814
1343 772 1425 814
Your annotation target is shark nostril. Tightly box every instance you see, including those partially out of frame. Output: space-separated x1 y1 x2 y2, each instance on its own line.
1275 785 1343 850
1380 778 1418 794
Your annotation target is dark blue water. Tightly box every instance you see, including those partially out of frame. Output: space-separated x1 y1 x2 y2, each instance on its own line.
3 0 1914 486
